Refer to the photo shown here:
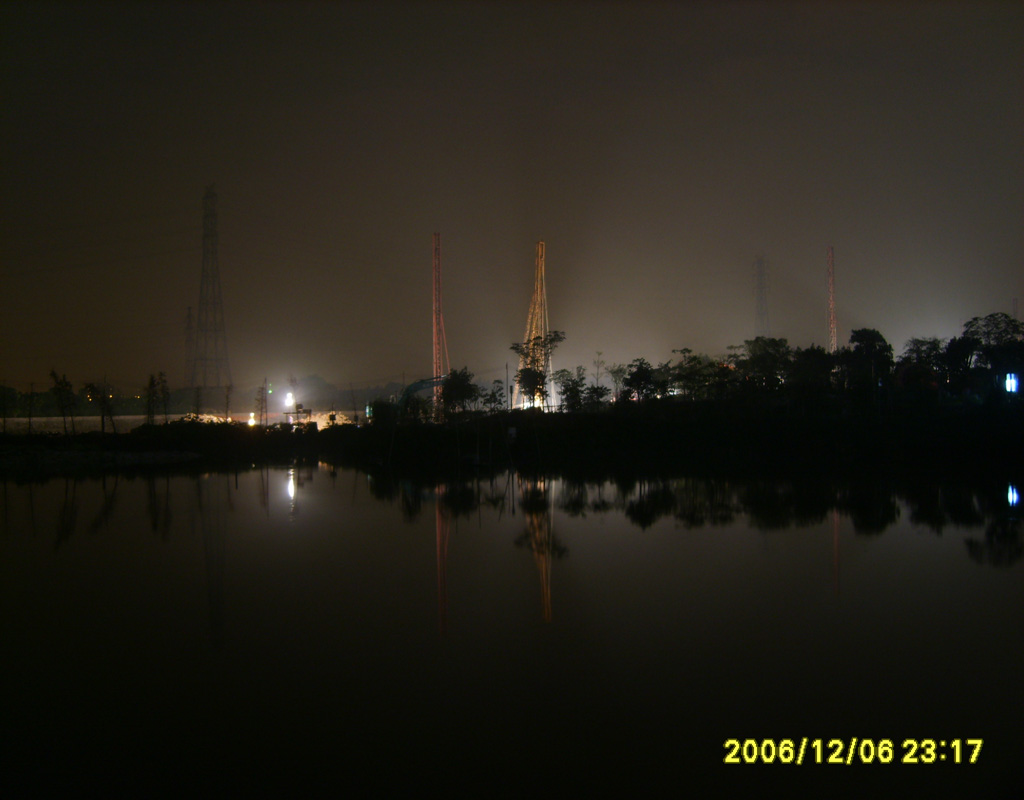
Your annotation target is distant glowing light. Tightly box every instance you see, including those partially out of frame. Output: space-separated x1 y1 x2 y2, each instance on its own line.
1006 373 1018 393
1010 485 1019 507
248 412 256 427
285 392 294 408
288 470 296 500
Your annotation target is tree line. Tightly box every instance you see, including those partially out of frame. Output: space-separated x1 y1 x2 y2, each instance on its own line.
4 311 1020 433
408 311 1022 422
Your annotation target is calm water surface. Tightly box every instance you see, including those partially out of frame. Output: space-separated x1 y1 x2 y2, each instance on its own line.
2 466 1021 795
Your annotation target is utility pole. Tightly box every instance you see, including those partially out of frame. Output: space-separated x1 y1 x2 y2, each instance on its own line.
827 245 837 354
184 306 194 388
190 187 232 397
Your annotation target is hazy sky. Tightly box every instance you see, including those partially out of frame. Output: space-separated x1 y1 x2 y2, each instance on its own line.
2 0 1022 394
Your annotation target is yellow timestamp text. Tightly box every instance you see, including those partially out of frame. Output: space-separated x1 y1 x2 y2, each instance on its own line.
723 738 983 765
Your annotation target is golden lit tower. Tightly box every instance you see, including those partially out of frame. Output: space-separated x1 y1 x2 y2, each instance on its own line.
432 233 450 410
514 241 553 408
189 187 231 390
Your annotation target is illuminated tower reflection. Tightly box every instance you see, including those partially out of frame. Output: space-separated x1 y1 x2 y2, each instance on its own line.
516 476 566 622
193 474 226 650
832 508 840 598
286 465 314 518
436 483 450 634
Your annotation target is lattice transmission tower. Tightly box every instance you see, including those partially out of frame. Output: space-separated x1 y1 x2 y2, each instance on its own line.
827 245 837 353
189 187 231 390
754 255 770 338
184 306 194 386
513 241 553 409
432 233 450 411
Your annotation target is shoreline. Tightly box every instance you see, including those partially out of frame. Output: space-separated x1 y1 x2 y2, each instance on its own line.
1 400 1020 483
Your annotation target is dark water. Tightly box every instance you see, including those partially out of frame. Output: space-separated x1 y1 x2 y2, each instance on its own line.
2 466 1021 795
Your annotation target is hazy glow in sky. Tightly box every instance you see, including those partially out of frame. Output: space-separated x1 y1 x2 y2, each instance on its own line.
1 1 1021 393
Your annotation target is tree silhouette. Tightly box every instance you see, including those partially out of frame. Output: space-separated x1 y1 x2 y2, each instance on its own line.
440 367 479 417
482 379 506 412
50 370 76 435
896 337 946 397
735 337 791 391
962 312 1024 379
84 381 117 433
510 330 565 408
157 372 170 423
843 328 894 403
623 358 659 402
553 366 587 411
144 375 158 425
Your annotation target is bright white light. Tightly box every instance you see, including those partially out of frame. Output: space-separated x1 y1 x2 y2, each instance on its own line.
1009 485 1019 507
1006 373 1018 393
248 412 256 427
288 470 296 500
285 392 295 408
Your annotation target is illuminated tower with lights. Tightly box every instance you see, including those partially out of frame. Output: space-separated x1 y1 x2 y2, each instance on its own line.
754 256 770 338
432 233 450 410
827 245 837 354
514 241 553 408
189 187 231 390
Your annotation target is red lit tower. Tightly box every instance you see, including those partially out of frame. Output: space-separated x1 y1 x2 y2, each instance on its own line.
432 233 450 411
827 245 837 354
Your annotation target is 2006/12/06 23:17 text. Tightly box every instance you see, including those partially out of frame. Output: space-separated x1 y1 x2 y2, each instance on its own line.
723 738 983 765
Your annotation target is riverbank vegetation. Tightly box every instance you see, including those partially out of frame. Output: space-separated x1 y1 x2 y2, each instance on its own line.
1 313 1020 479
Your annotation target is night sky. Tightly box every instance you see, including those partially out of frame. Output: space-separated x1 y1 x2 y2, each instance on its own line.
2 1 1022 395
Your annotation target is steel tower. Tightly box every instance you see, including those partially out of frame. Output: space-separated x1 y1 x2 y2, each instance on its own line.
827 245 837 353
754 256 770 338
432 233 450 410
189 187 231 390
184 306 194 387
514 241 553 409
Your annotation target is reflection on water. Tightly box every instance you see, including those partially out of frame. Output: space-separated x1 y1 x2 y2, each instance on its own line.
515 477 565 622
193 474 227 650
1 465 1021 793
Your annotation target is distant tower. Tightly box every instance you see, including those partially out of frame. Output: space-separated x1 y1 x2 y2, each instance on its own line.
189 187 231 390
827 245 837 353
432 233 450 410
514 241 553 409
184 306 194 386
754 256 770 338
